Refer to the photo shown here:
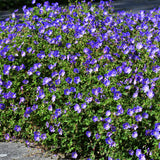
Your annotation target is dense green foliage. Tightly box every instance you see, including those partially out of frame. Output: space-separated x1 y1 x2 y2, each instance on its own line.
0 0 160 159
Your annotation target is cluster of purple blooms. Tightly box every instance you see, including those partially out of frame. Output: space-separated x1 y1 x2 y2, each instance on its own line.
0 0 160 159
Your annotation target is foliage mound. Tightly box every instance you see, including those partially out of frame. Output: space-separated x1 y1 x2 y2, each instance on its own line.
0 0 160 159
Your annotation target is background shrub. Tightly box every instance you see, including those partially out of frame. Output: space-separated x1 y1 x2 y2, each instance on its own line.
0 0 102 11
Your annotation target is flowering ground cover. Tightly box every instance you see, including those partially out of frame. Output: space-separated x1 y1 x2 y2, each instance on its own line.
0 0 160 159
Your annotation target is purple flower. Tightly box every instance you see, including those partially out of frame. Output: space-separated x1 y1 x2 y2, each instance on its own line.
83 47 92 54
136 42 143 50
46 122 49 128
72 152 78 159
81 103 87 109
48 64 55 70
74 76 81 84
85 97 93 103
74 104 80 111
152 65 160 73
118 108 124 114
65 77 72 84
4 133 10 141
92 116 98 122
133 91 139 98
155 123 160 131
86 131 91 138
48 105 52 111
32 0 36 4
111 87 117 93
103 123 110 130
103 79 110 86
132 131 138 138
49 125 55 132
77 92 82 98
142 85 150 93
58 128 63 135
106 132 112 137
55 79 61 85
146 90 154 99
124 66 132 74
134 106 143 113
32 104 38 111
135 115 142 122
66 43 71 48
14 125 21 132
145 129 152 136
151 130 160 139
73 68 79 73
142 112 149 119
103 45 110 54
105 117 112 123
129 149 134 156
139 154 146 160
127 108 134 116
41 133 47 140
42 77 52 85
64 89 71 95
51 95 56 102
113 91 122 100
131 124 138 130
34 135 40 141
92 88 99 96
38 26 45 34
27 47 32 53
122 122 130 129
34 132 40 141
108 157 114 160
51 71 58 78
95 133 101 139
136 149 142 157
108 69 117 77
105 137 113 145
70 87 76 93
